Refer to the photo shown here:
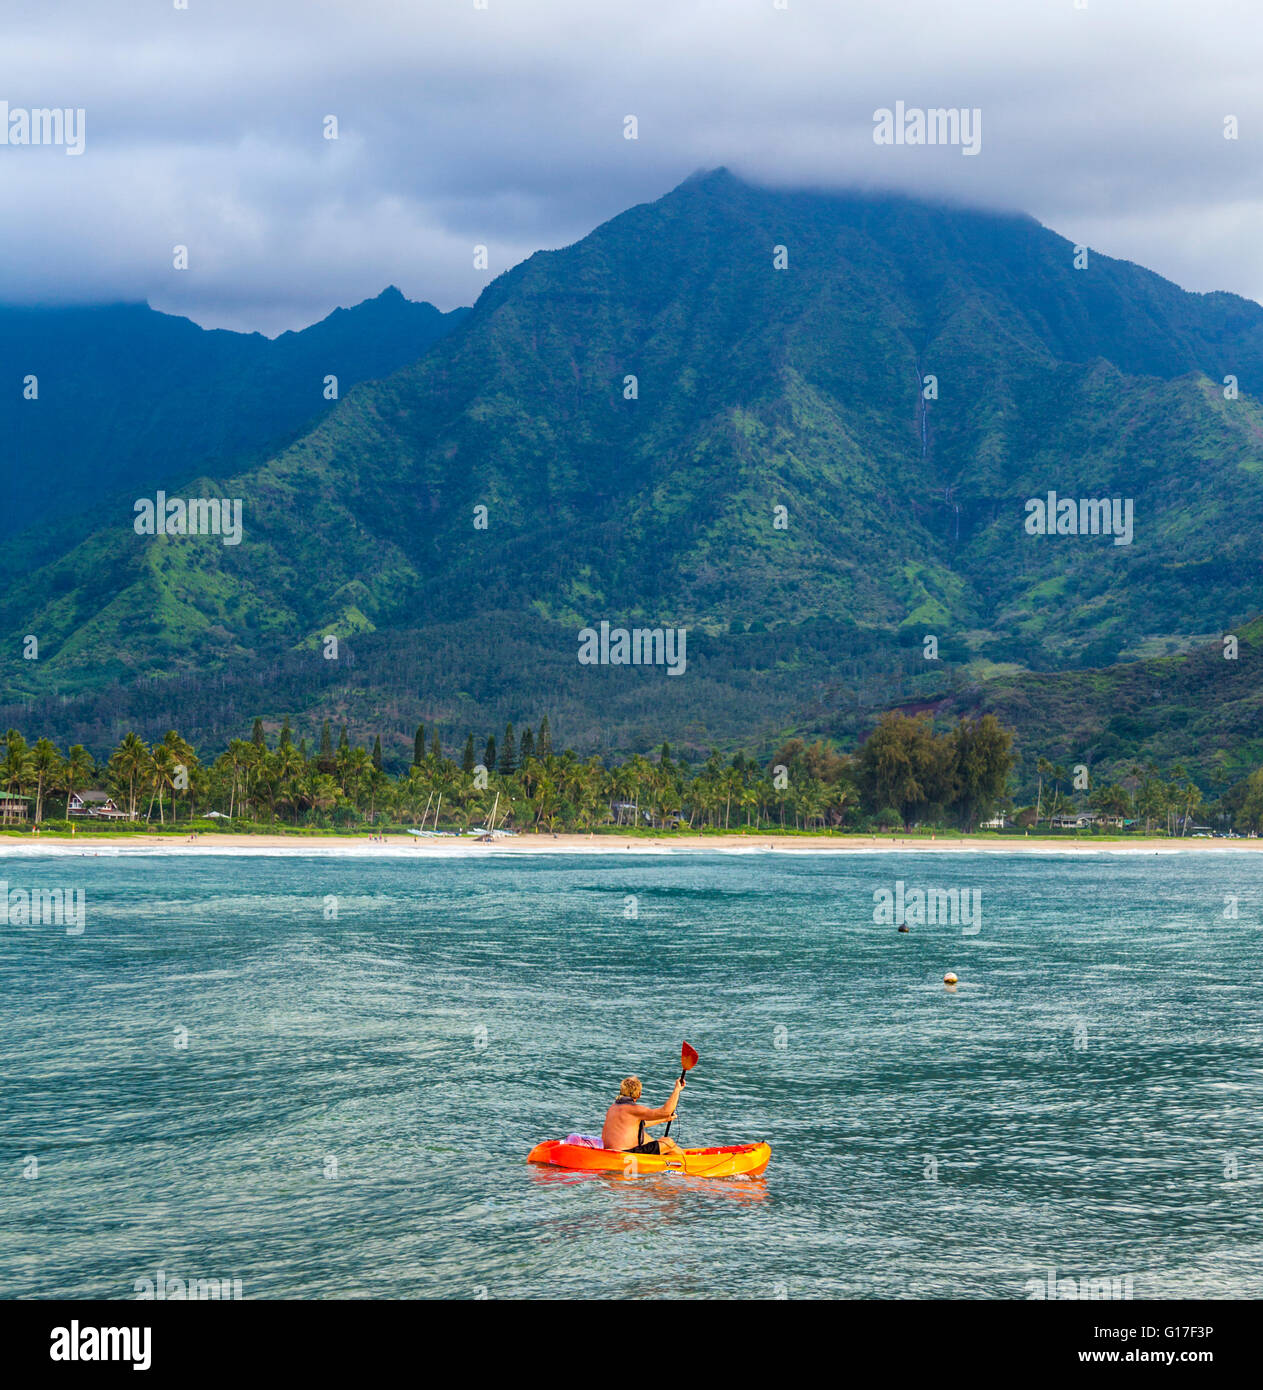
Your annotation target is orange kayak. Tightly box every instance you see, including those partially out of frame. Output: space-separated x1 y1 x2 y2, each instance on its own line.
527 1139 771 1178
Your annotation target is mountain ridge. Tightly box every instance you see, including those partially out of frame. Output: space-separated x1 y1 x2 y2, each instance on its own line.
0 288 470 542
4 170 1263 779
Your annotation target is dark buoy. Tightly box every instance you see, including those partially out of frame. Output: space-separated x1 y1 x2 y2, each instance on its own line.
897 924 910 933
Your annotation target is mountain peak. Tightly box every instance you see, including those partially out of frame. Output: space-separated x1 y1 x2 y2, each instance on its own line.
678 165 736 187
9 176 1263 760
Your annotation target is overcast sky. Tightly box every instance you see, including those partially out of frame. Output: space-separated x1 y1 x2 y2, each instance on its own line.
4 0 1261 334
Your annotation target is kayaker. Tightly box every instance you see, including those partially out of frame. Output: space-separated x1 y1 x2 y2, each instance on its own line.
601 1075 685 1156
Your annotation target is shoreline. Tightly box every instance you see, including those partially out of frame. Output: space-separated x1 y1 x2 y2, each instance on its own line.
1 830 1259 858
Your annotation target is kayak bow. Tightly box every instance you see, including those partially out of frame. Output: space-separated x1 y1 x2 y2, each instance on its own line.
527 1140 771 1178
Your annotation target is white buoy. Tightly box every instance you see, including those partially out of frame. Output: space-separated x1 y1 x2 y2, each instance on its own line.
944 972 958 986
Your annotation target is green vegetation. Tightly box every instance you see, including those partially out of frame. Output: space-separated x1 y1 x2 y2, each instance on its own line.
939 616 1263 801
7 172 1263 772
6 708 1252 837
1 714 1015 835
0 289 468 543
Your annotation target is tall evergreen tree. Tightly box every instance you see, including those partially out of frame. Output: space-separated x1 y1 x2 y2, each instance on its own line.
520 727 535 761
338 724 349 752
279 716 293 749
298 737 308 759
484 735 497 770
372 735 383 771
538 716 552 758
413 724 425 766
499 723 517 775
431 729 441 761
462 734 476 774
251 717 265 749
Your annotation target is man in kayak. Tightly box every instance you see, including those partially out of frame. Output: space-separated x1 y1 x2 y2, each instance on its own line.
601 1075 685 1155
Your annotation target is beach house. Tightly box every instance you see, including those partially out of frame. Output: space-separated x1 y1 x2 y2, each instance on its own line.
67 790 127 819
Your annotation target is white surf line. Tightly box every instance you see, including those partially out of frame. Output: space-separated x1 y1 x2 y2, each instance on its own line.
0 840 1248 859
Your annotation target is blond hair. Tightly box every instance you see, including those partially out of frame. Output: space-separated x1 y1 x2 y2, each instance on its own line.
618 1076 642 1100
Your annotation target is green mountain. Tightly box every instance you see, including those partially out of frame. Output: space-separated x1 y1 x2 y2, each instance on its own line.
4 170 1263 766
856 618 1263 798
0 287 469 542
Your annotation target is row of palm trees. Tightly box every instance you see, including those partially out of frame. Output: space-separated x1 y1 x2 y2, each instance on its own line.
5 723 1220 835
1 726 859 832
1034 756 1208 834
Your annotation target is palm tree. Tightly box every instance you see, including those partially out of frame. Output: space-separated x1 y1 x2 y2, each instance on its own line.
29 738 64 824
147 745 178 824
719 765 745 831
364 766 390 824
691 774 718 829
63 744 95 818
531 774 559 829
627 753 654 827
461 790 489 831
339 746 373 817
1134 761 1164 835
161 730 198 820
825 779 854 830
188 763 213 820
221 740 251 819
578 756 608 830
1 730 33 825
1089 783 1132 826
251 750 283 822
518 756 542 800
108 732 151 819
798 780 830 831
308 773 341 823
1040 785 1064 824
1169 763 1201 836
650 777 679 831
610 764 637 824
274 742 306 822
396 768 430 825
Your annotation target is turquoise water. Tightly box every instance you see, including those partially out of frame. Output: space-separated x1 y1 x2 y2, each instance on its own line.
2 850 1261 1300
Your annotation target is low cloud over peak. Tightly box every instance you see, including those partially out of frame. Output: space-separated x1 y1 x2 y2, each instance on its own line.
4 0 1260 334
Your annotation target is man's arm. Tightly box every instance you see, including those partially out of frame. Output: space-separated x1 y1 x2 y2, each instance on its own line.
624 1104 669 1121
645 1077 685 1122
624 1078 685 1123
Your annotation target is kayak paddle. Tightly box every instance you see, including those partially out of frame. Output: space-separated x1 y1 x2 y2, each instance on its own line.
663 1040 699 1138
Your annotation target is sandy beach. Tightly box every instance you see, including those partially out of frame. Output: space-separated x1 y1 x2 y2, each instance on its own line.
2 830 1258 857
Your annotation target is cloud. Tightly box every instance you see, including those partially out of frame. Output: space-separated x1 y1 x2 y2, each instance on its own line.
3 0 1260 333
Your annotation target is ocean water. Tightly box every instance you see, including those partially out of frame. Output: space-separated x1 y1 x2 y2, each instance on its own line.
1 849 1261 1300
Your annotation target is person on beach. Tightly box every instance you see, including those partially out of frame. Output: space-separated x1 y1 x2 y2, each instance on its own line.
601 1075 685 1155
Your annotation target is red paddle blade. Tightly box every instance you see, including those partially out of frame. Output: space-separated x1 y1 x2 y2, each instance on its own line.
681 1041 699 1071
